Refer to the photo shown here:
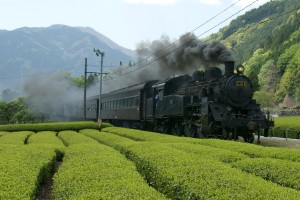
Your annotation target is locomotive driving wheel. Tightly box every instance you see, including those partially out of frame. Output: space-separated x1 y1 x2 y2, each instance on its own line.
243 132 255 143
183 123 196 137
195 126 205 138
171 122 182 136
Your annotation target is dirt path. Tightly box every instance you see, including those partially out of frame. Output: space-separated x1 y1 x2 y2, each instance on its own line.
36 161 62 200
255 136 300 150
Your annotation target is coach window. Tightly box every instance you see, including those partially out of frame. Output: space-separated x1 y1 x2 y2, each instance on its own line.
119 99 122 109
118 99 121 109
122 99 126 108
118 100 121 109
120 99 123 108
128 98 133 107
135 97 140 107
116 100 118 109
116 100 119 109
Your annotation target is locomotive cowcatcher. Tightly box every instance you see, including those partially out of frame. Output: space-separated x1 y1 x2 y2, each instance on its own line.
86 61 274 143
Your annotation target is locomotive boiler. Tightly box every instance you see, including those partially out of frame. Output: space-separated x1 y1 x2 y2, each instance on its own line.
86 61 273 143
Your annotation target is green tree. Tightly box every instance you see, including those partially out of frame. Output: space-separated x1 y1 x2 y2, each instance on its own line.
0 97 33 124
62 71 98 88
277 44 300 72
258 60 280 93
276 47 300 100
253 91 277 109
244 49 270 90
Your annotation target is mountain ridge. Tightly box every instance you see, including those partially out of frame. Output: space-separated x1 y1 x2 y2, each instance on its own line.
0 25 135 91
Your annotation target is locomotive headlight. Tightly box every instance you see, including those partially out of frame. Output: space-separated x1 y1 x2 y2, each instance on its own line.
236 65 245 74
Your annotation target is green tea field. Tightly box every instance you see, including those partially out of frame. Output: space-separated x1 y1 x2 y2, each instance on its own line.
1 122 300 199
270 116 300 139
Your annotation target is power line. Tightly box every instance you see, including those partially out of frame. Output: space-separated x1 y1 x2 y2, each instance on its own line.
105 0 246 77
103 0 262 81
147 0 244 58
105 2 300 81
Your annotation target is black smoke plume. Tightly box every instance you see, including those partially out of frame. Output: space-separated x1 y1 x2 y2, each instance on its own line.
22 33 234 121
103 33 233 93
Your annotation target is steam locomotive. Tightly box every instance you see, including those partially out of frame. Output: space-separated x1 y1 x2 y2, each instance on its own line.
86 61 273 143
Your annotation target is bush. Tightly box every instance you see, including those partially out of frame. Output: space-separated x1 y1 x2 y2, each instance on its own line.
270 117 300 139
58 130 99 146
0 131 9 137
0 145 58 199
0 121 110 132
0 131 33 145
82 130 300 199
53 130 165 199
274 117 300 129
27 131 65 160
103 127 300 162
232 158 300 190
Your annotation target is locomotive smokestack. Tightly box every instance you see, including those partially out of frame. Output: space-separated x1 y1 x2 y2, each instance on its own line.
225 61 235 75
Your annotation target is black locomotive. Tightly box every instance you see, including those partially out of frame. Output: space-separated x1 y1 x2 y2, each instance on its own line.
86 61 273 143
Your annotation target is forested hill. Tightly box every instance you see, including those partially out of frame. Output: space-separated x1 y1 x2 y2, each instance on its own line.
209 0 300 107
0 25 134 90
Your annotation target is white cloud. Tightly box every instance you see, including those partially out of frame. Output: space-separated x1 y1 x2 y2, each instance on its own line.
198 0 222 6
122 0 181 5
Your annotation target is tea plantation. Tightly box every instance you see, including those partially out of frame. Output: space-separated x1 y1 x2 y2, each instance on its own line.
1 121 300 199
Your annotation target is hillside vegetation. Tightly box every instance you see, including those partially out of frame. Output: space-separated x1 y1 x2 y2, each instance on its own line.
209 0 300 106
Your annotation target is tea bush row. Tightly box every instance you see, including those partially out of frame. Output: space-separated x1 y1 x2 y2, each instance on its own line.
52 130 166 199
0 131 33 145
0 131 65 199
0 121 112 132
27 131 63 145
195 139 300 162
83 130 300 199
0 131 8 137
58 130 99 146
274 116 300 129
270 127 300 139
232 157 300 190
166 142 248 163
0 145 58 199
270 117 300 139
102 127 300 162
27 131 66 159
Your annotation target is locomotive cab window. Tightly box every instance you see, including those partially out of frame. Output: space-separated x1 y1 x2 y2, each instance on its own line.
155 89 164 100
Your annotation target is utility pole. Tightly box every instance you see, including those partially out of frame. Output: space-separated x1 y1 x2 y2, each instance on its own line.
94 48 105 123
83 58 87 120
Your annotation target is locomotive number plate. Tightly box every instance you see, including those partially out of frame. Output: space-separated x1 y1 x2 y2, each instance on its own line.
236 81 248 87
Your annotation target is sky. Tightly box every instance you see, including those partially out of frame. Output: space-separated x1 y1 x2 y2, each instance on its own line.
0 0 270 50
